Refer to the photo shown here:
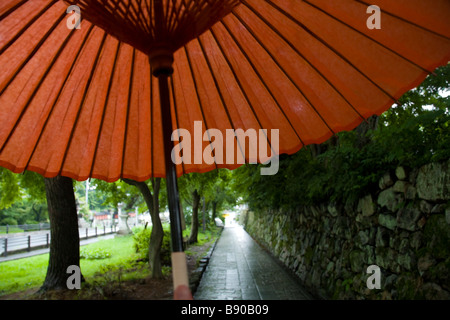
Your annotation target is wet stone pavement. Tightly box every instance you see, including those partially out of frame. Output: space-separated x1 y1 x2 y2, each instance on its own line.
194 226 313 300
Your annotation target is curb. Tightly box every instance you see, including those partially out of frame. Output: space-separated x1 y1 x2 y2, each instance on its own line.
189 227 224 295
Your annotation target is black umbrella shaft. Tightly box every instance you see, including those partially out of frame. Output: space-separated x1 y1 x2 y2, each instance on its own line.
158 73 184 253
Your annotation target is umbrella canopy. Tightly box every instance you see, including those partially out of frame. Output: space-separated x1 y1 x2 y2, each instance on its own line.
1 0 449 183
1 0 449 299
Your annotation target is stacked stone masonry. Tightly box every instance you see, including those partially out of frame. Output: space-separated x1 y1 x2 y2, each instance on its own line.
242 158 450 299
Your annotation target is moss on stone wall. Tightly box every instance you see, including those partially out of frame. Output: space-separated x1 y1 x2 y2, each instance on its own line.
243 160 450 300
423 214 450 260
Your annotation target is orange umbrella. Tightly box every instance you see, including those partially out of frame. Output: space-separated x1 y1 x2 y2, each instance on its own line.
1 0 449 297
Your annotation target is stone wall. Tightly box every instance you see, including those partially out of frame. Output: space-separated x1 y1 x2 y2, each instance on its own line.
242 159 450 299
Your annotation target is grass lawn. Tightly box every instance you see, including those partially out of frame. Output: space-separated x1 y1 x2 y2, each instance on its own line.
0 226 26 234
0 226 220 299
0 250 50 295
0 235 138 296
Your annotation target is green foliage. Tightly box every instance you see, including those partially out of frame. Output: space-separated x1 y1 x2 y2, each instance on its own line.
375 109 450 166
233 64 450 211
86 179 137 212
423 214 450 260
178 169 238 228
0 170 48 225
1 217 18 226
132 227 151 258
85 178 168 218
80 248 112 260
0 200 48 226
0 236 136 296
0 168 21 209
132 226 171 266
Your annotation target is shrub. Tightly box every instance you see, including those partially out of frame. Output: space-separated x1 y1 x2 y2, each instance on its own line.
133 226 171 266
133 227 151 258
0 217 18 226
80 248 111 260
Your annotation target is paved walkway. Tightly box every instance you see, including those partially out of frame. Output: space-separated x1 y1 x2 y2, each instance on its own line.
194 226 313 300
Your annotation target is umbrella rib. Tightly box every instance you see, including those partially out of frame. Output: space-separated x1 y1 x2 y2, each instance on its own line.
146 0 154 38
211 23 282 159
355 0 450 41
88 39 122 180
169 74 187 176
122 0 141 34
197 33 250 165
22 25 96 173
209 25 272 155
130 0 144 27
183 44 218 171
303 0 438 74
135 0 150 34
59 31 111 178
230 9 340 139
164 0 172 32
0 12 68 155
120 47 136 180
138 0 152 34
107 0 139 31
219 18 306 145
150 65 154 179
263 0 398 103
239 1 367 124
0 26 78 154
0 0 28 21
167 0 182 35
77 0 145 52
0 9 66 96
132 0 151 35
0 0 57 55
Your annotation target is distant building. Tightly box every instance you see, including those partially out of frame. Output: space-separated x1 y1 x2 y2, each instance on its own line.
91 211 115 227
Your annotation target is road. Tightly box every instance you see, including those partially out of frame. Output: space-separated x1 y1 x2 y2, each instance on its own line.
0 227 116 259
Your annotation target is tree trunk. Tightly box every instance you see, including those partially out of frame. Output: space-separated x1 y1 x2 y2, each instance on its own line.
149 178 163 279
212 201 217 221
32 203 43 221
41 176 82 291
179 201 186 231
123 178 164 279
356 115 379 148
188 189 200 244
202 196 206 232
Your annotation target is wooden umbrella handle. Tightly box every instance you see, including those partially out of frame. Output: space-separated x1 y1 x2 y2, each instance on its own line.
172 252 193 300
154 61 191 300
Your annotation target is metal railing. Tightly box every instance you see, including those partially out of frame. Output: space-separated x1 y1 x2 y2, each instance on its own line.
0 226 117 257
0 223 50 234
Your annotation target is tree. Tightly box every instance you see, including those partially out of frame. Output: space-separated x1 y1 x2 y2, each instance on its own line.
208 169 237 222
178 169 237 242
91 177 167 278
89 179 142 213
0 169 48 225
0 170 77 293
123 178 165 279
178 171 217 244
178 174 200 244
40 176 83 291
231 64 450 211
189 189 201 243
0 168 21 210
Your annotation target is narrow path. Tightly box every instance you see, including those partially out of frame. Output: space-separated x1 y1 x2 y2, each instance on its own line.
194 226 313 300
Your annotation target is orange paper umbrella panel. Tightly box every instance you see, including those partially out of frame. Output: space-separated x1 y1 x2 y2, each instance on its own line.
1 0 449 297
